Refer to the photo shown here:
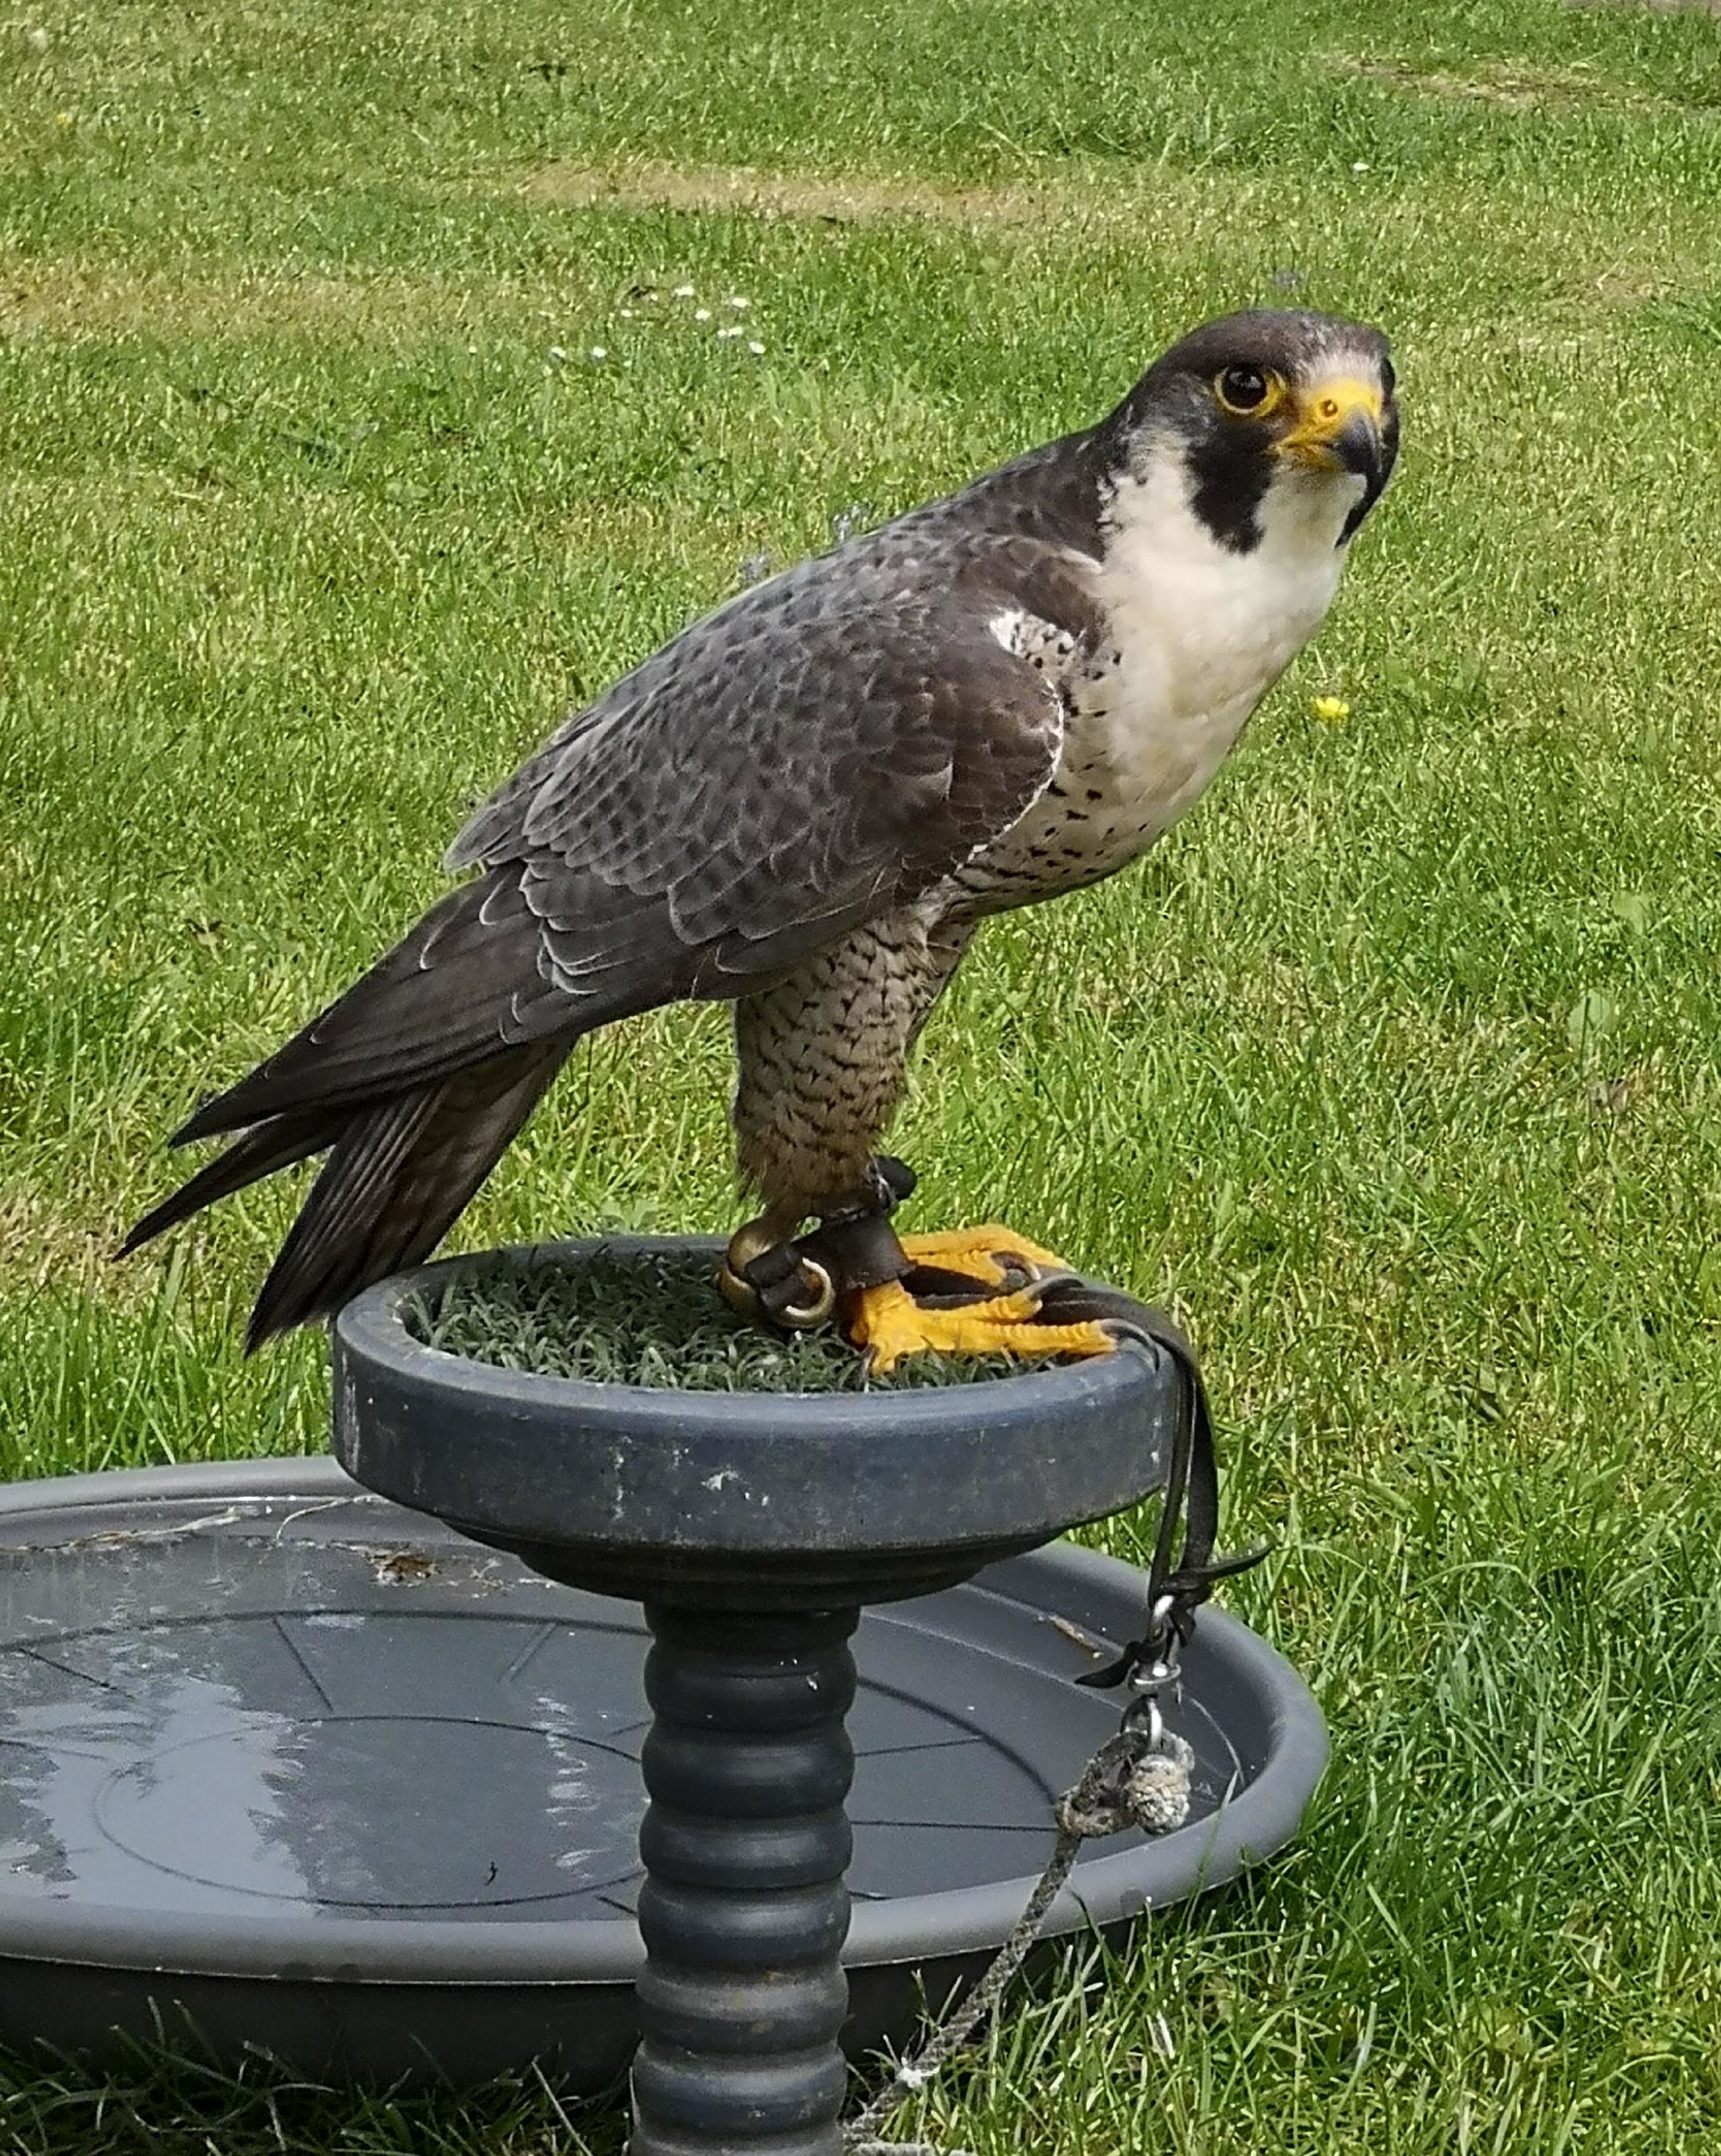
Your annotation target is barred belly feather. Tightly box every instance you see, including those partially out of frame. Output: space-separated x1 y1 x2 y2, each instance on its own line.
732 910 971 1218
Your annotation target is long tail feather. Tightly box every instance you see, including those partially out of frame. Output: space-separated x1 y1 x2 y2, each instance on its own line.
244 1044 566 1348
119 1109 343 1255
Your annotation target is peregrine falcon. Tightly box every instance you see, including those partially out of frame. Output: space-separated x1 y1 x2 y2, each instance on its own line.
124 308 1397 1365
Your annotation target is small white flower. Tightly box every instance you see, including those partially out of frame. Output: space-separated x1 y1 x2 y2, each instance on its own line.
716 325 743 340
588 346 607 360
1350 159 1369 173
726 296 749 312
619 308 635 320
548 344 569 362
746 340 765 355
694 307 713 322
672 284 695 300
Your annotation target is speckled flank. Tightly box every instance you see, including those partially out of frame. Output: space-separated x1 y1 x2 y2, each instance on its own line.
950 607 1149 909
732 910 972 1214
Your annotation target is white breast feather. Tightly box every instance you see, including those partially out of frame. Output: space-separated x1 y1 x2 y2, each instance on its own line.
1081 442 1361 840
954 441 1363 912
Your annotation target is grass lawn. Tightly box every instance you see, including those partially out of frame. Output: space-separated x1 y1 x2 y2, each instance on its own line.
5 0 1721 2146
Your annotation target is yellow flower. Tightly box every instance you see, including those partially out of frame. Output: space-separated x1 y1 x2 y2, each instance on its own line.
53 110 73 128
1310 694 1351 724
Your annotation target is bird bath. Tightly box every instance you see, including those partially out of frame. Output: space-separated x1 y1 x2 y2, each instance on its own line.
333 1236 1318 2154
0 1239 1324 2133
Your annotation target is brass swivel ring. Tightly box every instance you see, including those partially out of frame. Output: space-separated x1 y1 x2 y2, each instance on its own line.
774 1256 835 1329
717 1229 837 1330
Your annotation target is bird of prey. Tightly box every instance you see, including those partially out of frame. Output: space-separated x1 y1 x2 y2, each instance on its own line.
124 308 1397 1368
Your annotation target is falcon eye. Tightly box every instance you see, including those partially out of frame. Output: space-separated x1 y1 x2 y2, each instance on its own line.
1213 365 1275 415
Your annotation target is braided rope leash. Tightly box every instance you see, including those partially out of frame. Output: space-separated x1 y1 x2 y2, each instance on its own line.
843 1721 1196 2155
843 1280 1266 2156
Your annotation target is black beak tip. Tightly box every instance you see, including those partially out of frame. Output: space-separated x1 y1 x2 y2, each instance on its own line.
1334 411 1394 543
1334 412 1385 484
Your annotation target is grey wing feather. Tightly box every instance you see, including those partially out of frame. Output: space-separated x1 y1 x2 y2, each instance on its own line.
450 547 1067 935
242 1045 568 1345
174 530 1075 1145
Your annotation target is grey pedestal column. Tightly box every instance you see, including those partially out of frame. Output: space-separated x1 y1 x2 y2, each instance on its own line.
332 1235 1180 2155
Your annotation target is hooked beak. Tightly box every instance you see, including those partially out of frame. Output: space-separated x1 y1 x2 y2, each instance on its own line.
1276 375 1386 481
1275 373 1391 536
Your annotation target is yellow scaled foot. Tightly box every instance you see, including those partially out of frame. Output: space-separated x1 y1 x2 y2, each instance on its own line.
844 1224 1117 1373
895 1225 1071 1287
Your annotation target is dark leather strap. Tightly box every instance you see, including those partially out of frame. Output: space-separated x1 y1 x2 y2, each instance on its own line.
739 1238 832 1324
1016 1279 1267 1691
741 1170 1264 1683
795 1208 914 1293
745 1157 920 1317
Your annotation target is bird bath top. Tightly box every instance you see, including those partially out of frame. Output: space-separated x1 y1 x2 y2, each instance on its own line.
332 1236 1179 1609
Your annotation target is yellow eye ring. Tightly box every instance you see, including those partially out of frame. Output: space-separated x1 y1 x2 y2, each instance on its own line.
1213 365 1286 418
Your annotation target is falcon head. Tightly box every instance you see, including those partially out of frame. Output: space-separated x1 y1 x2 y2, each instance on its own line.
1110 308 1398 554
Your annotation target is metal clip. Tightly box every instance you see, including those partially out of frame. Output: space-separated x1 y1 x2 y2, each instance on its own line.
1123 1687 1166 1752
1118 1594 1183 1752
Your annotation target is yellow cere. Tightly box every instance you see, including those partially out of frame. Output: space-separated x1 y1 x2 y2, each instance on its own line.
1283 375 1384 446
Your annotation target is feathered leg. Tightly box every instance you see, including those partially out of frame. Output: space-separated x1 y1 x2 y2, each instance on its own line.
726 911 1112 1368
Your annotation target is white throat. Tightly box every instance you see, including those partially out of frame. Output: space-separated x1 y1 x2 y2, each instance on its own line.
1027 437 1363 852
1092 437 1360 723
953 434 1369 914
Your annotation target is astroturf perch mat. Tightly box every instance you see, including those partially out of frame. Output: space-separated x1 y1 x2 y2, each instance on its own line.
407 1245 1029 1390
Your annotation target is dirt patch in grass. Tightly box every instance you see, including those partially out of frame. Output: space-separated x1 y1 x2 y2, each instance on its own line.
0 164 1122 338
519 159 1081 228
1324 52 1684 115
1570 0 1721 14
0 1190 118 1290
1587 261 1680 305
0 260 477 340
